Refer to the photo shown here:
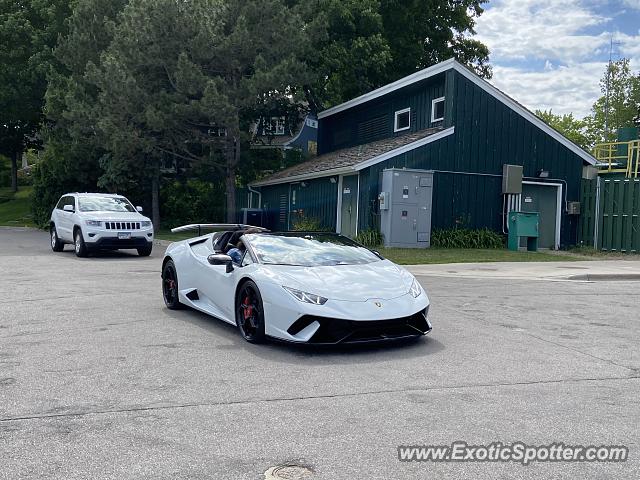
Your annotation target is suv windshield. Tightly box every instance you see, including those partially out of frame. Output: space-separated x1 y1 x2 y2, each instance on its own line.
78 196 135 213
245 233 380 267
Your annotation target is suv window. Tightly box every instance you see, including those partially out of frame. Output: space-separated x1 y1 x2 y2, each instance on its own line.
57 196 75 210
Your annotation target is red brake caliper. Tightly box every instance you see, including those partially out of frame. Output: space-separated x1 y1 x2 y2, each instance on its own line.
243 296 253 320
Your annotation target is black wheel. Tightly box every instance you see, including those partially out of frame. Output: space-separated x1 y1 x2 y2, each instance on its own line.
50 225 64 252
235 280 266 343
162 260 182 309
74 228 88 257
137 244 153 256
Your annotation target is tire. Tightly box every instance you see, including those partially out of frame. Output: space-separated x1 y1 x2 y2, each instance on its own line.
74 228 88 257
235 280 266 343
162 260 182 309
137 244 153 257
50 225 64 252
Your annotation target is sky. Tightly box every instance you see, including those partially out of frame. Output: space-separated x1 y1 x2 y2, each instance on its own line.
474 0 640 118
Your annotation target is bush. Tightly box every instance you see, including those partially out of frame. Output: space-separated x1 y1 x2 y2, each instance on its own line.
291 214 330 231
160 179 225 228
431 228 504 249
31 142 102 228
355 229 383 247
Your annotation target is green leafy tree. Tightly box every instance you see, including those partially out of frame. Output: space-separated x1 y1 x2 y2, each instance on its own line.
291 0 490 107
379 0 491 82
86 0 311 224
588 59 640 143
0 0 71 192
32 0 127 224
535 110 592 151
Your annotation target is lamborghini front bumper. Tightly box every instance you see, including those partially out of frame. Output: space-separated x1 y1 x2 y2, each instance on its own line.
260 282 431 344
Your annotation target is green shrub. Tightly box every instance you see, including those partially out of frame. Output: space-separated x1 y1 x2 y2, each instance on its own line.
291 214 330 231
431 228 505 249
160 179 225 228
355 229 383 247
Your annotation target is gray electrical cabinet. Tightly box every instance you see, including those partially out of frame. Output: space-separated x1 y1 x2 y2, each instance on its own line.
379 168 434 248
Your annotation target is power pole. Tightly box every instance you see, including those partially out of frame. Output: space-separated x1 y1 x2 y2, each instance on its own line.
604 36 612 140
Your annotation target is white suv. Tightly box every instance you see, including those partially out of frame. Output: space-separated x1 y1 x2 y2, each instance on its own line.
50 193 154 257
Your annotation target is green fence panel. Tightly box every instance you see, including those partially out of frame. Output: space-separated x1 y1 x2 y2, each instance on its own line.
597 178 640 252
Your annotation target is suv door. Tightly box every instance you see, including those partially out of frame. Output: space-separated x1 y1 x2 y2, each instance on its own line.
58 196 76 241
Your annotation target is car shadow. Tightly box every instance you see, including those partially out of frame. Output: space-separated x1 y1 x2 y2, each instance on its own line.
57 246 164 261
162 306 445 365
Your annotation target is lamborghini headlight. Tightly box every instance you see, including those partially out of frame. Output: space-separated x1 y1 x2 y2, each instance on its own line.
409 279 422 298
85 220 102 227
283 286 328 305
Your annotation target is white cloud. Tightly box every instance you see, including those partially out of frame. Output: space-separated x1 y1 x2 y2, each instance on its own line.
476 0 610 63
475 0 640 118
622 0 640 9
490 63 605 117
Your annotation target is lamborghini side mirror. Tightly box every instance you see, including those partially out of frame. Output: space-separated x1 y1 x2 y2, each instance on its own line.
208 254 234 273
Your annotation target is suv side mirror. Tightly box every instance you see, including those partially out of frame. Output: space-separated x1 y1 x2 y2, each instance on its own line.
208 253 234 273
136 206 143 212
63 204 74 212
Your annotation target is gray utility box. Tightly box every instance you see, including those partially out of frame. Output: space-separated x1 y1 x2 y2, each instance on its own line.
379 168 434 248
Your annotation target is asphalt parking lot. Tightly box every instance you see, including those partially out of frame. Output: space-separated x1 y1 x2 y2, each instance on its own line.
1 227 638 479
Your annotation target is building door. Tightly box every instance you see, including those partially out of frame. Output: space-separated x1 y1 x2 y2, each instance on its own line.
340 175 358 238
521 183 560 249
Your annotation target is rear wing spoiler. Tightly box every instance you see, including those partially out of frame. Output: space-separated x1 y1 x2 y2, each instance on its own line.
170 223 269 236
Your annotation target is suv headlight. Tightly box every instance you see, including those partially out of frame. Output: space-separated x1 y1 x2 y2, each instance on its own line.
85 220 102 227
409 279 422 298
141 221 152 228
283 286 328 305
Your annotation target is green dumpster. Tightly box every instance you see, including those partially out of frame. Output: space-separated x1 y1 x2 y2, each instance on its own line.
508 212 539 251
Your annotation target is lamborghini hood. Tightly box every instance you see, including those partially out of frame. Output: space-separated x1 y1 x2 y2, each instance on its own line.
262 260 414 301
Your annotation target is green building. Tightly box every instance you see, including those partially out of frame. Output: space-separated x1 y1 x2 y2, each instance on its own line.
250 59 597 249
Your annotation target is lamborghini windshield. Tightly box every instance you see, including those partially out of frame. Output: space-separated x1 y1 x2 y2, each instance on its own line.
245 233 381 267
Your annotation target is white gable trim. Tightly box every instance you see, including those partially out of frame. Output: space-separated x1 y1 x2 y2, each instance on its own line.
318 58 596 165
251 166 353 187
450 63 597 165
251 128 455 187
354 127 455 171
318 59 455 119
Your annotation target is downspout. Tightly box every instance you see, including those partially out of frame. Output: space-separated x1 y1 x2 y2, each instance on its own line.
248 185 262 210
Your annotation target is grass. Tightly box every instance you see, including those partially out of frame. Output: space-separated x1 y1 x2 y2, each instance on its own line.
0 186 35 227
155 228 588 264
376 247 584 265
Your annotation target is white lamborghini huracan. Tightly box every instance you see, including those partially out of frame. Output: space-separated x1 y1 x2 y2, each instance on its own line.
161 225 431 344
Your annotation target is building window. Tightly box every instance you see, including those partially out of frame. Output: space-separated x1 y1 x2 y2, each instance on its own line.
265 116 286 135
394 108 411 132
431 97 445 123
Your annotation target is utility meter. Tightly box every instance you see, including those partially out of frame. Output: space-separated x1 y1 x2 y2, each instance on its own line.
378 191 389 210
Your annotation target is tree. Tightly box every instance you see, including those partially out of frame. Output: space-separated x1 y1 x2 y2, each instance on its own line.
379 0 491 82
0 0 71 192
589 59 640 143
86 0 312 224
291 0 491 107
535 110 592 151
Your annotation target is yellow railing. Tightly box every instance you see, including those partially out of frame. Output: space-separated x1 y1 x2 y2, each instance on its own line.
593 140 640 178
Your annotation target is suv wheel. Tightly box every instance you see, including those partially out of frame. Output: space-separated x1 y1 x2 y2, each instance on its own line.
50 225 64 252
74 229 88 257
137 244 153 257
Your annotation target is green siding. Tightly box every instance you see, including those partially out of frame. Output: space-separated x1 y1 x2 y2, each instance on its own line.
259 67 588 245
318 74 446 154
258 177 337 231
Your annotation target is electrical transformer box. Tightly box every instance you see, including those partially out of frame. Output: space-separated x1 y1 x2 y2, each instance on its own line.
379 168 434 248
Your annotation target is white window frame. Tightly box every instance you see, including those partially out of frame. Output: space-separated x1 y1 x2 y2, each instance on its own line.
431 96 445 123
394 108 411 132
272 116 286 135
